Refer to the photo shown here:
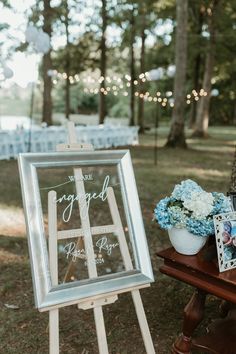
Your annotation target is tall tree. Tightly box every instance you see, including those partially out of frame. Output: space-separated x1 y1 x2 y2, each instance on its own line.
42 0 53 125
192 0 220 137
99 0 107 124
229 145 236 193
63 0 70 119
129 3 136 126
166 0 188 148
188 2 204 128
233 101 236 125
137 3 146 133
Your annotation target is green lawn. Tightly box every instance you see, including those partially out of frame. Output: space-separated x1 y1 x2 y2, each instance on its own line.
0 126 235 353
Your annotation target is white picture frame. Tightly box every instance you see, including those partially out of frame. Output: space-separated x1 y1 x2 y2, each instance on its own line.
18 150 153 311
213 211 236 272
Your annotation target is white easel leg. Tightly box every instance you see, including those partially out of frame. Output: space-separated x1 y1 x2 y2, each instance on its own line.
49 309 59 354
94 307 109 354
48 191 60 354
131 290 156 354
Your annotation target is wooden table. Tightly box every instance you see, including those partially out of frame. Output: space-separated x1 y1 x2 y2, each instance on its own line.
157 247 236 354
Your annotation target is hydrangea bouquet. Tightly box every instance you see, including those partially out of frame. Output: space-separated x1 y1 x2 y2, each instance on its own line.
154 180 231 237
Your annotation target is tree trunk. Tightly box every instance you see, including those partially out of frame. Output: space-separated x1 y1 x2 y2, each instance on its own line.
99 0 107 125
42 0 53 126
129 5 135 127
188 53 201 128
233 100 236 125
166 0 188 148
192 0 220 138
64 0 70 119
188 6 204 128
137 7 146 133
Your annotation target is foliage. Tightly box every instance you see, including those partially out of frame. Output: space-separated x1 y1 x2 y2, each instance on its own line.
109 97 130 118
53 82 98 114
52 31 100 74
0 0 236 130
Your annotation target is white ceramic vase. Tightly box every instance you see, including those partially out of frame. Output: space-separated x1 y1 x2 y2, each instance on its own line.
168 227 208 255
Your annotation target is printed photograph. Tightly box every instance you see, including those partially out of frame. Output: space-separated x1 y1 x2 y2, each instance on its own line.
214 212 236 272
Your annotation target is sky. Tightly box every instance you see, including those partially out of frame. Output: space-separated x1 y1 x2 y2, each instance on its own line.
0 0 39 87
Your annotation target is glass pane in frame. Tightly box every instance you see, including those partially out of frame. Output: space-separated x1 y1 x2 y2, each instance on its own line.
18 150 153 311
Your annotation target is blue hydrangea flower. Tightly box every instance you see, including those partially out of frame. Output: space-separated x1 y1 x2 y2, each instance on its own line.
171 179 203 202
154 197 172 229
168 206 187 228
154 179 231 238
211 192 232 215
185 217 214 237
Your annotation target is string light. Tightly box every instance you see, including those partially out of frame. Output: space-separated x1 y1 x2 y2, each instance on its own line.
46 69 208 109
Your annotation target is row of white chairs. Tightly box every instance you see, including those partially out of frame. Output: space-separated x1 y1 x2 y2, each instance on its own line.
0 126 139 160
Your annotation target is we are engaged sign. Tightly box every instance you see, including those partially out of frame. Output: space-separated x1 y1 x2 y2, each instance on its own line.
18 150 153 311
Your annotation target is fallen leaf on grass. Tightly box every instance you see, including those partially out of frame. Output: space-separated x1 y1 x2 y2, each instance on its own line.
4 303 20 310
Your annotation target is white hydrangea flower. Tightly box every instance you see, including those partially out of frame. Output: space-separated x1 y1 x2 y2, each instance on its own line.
183 191 214 219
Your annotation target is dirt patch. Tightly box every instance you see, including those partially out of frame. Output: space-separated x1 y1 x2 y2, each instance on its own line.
0 207 26 237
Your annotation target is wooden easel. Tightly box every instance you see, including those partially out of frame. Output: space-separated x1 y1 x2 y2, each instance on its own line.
48 122 155 354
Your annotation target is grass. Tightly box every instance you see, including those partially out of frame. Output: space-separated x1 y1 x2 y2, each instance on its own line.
0 125 235 353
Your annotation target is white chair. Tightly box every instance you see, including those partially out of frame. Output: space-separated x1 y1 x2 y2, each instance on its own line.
0 131 11 160
130 126 139 145
9 131 27 158
45 128 58 151
29 129 48 152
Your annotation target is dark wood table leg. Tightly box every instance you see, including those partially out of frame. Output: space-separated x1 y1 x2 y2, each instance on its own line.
192 307 236 354
172 289 207 354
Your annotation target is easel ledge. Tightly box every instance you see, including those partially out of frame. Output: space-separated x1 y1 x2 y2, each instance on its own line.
48 121 155 354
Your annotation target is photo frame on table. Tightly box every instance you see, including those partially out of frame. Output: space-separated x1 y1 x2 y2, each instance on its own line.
213 211 236 272
228 192 236 211
18 150 153 312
